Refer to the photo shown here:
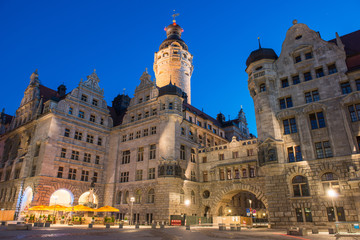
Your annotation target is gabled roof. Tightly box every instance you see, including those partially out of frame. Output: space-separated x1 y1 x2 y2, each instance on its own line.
39 85 60 102
183 102 222 128
1 113 13 124
329 30 360 72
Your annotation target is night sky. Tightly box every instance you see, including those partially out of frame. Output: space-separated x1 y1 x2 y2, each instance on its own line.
1 0 359 135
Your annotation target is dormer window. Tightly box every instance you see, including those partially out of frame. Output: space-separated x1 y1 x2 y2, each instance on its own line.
81 95 87 102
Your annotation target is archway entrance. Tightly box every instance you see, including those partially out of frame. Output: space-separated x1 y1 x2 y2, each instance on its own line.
78 191 97 207
49 189 74 207
20 187 33 212
215 190 268 221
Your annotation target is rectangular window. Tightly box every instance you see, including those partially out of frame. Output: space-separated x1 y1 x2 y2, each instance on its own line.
152 108 157 116
203 171 208 182
294 55 301 63
208 124 212 130
328 64 337 75
100 118 104 125
97 137 102 146
129 133 133 140
138 98 142 103
64 128 70 137
136 170 143 181
242 169 247 178
315 141 333 159
283 118 297 134
247 149 254 156
288 146 302 162
136 131 141 139
137 147 144 162
81 170 89 181
81 94 87 102
83 153 91 163
95 155 100 164
122 150 131 164
279 97 293 109
191 171 196 181
340 82 352 94
146 95 150 101
148 168 155 179
169 102 173 109
86 134 94 143
68 168 76 180
78 111 84 119
181 127 185 135
292 75 300 85
202 156 207 163
180 145 186 160
149 144 156 159
327 207 336 222
137 113 142 120
145 111 149 118
356 79 360 91
143 129 148 137
219 169 225 180
219 154 224 160
309 112 326 129
288 147 295 162
122 135 127 142
189 116 192 123
197 121 202 127
305 52 313 59
296 208 304 222
57 167 63 178
120 172 129 182
232 151 239 158
60 148 67 158
68 107 73 115
316 67 324 78
93 172 98 183
151 126 157 135
295 146 302 161
74 131 82 140
89 115 95 122
281 78 289 88
92 99 98 106
304 208 313 222
250 168 255 178
304 72 312 81
305 90 320 103
131 116 134 122
337 207 346 221
191 149 196 163
71 151 79 160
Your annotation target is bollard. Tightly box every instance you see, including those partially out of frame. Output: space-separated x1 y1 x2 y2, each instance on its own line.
135 224 139 229
106 224 110 228
119 223 123 228
88 223 93 228
236 224 241 231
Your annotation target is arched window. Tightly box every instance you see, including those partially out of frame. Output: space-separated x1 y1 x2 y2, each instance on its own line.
260 83 266 92
191 190 196 204
123 191 129 204
180 189 184 204
321 172 340 194
147 189 155 203
292 175 310 197
116 191 122 204
135 189 142 204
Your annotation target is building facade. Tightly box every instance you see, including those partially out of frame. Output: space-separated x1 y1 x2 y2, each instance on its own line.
0 19 360 227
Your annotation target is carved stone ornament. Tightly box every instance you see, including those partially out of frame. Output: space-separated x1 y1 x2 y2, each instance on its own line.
82 70 103 94
302 102 326 113
276 109 298 120
341 92 360 106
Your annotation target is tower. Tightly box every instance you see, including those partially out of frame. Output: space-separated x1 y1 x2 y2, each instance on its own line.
153 18 194 104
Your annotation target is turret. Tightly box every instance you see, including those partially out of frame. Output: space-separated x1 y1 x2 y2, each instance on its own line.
153 18 194 104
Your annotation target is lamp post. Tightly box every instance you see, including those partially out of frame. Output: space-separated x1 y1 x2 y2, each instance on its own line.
184 200 190 226
130 197 135 225
249 199 252 217
327 188 338 222
52 195 58 224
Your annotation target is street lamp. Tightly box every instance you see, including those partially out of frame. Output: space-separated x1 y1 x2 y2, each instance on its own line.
327 188 338 222
249 199 252 217
130 197 135 225
184 200 190 206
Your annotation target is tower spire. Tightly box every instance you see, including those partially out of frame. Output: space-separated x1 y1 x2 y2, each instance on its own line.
172 10 179 23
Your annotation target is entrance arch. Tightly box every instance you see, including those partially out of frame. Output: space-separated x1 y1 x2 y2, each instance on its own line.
20 187 33 212
78 191 98 206
49 189 74 207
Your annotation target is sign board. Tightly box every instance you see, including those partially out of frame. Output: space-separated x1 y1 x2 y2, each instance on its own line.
253 209 256 214
354 224 359 230
246 208 250 213
171 220 182 226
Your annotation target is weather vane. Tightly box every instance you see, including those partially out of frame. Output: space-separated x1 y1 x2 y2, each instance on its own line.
172 10 179 23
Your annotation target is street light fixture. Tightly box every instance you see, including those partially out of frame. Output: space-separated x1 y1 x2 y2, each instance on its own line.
249 199 252 218
184 200 190 206
130 197 135 225
327 188 338 222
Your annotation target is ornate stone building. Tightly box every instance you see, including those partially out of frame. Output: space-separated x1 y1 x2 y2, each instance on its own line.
0 19 359 228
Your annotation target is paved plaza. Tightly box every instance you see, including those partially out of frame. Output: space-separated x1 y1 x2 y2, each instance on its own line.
0 225 343 240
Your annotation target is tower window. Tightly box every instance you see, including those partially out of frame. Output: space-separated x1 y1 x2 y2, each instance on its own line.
259 83 266 92
294 55 302 63
305 52 313 59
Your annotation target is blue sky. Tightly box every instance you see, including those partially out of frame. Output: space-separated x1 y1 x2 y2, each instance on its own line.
0 0 359 135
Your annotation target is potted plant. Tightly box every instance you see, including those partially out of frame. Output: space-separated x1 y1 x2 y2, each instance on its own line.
60 216 65 224
29 214 35 223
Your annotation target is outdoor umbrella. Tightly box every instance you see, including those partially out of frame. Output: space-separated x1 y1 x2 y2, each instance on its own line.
95 206 119 212
66 205 95 212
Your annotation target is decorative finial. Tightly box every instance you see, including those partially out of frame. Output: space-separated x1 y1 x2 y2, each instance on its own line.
123 88 126 95
93 69 96 73
292 19 298 25
35 69 38 74
241 105 243 109
172 10 179 23
258 37 261 49
145 67 148 73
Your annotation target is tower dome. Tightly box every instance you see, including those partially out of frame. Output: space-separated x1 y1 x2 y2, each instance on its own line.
246 48 278 67
154 19 193 104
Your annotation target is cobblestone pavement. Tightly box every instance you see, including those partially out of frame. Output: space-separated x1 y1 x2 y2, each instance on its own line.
0 225 343 240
